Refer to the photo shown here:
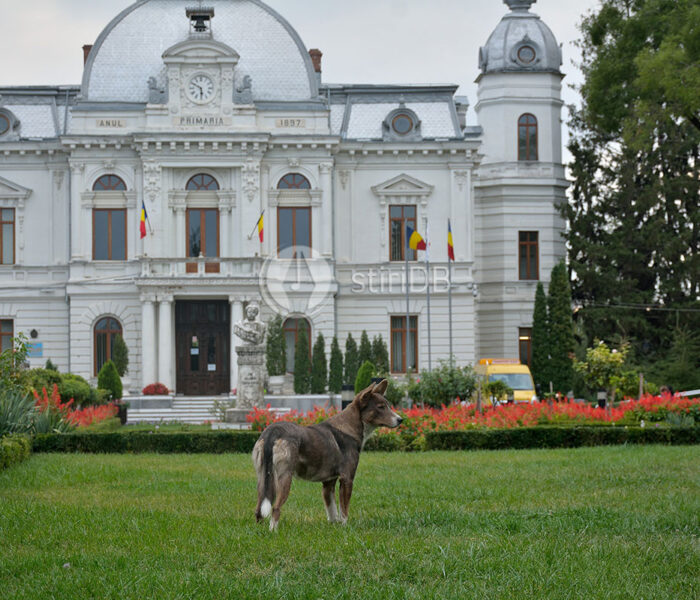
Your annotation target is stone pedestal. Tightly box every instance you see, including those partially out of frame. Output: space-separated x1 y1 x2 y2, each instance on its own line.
224 408 252 424
235 344 266 409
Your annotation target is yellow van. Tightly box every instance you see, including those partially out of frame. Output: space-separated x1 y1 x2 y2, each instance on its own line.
474 359 537 405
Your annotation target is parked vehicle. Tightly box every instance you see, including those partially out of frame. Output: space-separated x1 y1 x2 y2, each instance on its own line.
474 359 537 405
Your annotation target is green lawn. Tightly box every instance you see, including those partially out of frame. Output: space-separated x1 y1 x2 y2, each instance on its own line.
1 446 698 599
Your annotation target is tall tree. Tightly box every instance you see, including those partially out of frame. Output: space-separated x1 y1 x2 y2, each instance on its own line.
358 331 372 366
328 336 344 394
293 328 311 394
310 333 327 394
343 334 359 388
265 315 287 377
564 0 700 369
531 282 550 391
547 262 576 393
372 335 390 374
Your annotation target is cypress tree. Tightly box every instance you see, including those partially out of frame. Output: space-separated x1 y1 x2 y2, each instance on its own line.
531 282 550 391
547 262 576 393
328 336 344 394
354 360 376 394
293 328 311 394
344 333 359 387
311 333 328 394
359 331 372 366
372 335 390 374
97 360 123 400
265 315 287 376
112 334 129 377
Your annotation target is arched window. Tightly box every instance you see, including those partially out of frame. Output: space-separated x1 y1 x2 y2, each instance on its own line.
278 173 311 190
283 317 311 373
94 317 123 375
93 175 127 191
186 174 220 191
518 114 538 161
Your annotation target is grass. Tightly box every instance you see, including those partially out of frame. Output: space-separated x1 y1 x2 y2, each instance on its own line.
1 446 698 599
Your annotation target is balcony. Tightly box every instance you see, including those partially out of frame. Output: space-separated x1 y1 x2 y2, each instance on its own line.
139 256 262 279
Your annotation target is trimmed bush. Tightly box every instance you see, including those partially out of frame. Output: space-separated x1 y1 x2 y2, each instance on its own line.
97 360 123 401
265 315 287 377
359 331 372 366
0 434 32 470
142 383 170 396
112 335 129 377
311 333 327 394
33 431 260 454
328 336 344 394
408 361 478 407
372 335 390 374
355 360 375 394
344 334 359 388
58 377 92 407
293 328 311 394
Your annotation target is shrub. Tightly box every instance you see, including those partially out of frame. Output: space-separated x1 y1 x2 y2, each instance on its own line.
0 333 30 391
26 368 62 394
293 329 311 394
372 335 390 374
359 331 372 366
97 360 123 401
0 386 35 437
112 335 129 377
33 385 75 434
408 361 478 407
45 359 59 372
354 360 376 394
344 334 359 388
328 336 344 394
0 434 31 471
311 333 327 394
58 377 92 407
381 376 407 406
265 315 287 377
142 383 170 396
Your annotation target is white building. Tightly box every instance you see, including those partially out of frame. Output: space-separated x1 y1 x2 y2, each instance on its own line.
0 0 566 395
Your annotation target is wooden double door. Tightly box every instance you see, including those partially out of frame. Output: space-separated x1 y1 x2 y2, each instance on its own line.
176 300 230 396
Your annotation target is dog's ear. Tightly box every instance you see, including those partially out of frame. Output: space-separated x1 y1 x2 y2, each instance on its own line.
355 383 375 409
372 379 388 396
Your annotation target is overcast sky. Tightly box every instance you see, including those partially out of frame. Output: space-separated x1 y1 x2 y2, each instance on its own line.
1 0 600 148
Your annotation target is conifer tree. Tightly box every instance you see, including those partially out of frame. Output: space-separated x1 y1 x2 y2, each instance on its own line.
265 315 287 377
372 335 390 374
112 334 129 377
547 262 575 393
531 282 550 391
344 333 359 387
293 328 311 394
311 333 328 394
359 331 372 366
328 336 344 394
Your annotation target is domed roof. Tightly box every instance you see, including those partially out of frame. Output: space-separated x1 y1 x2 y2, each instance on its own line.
479 0 562 75
82 0 318 103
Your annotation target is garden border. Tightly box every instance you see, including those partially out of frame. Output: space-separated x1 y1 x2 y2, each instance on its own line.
1 435 32 470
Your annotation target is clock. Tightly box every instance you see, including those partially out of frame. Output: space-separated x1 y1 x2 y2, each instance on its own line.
187 74 215 103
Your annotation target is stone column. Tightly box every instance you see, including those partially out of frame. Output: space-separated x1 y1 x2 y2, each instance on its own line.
229 297 244 394
157 294 174 391
319 162 333 257
174 207 186 261
141 295 158 388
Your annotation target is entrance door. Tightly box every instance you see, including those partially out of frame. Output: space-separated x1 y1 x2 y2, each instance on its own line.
176 300 230 396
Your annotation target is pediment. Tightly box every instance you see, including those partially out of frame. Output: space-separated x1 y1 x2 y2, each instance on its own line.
0 175 32 200
371 174 435 198
163 39 240 63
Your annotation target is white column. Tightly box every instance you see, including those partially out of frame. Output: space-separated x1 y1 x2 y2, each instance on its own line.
157 295 174 391
141 296 158 388
230 297 244 395
319 162 333 257
175 208 186 259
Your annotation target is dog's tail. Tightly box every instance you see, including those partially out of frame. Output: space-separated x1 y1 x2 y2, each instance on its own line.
257 430 278 519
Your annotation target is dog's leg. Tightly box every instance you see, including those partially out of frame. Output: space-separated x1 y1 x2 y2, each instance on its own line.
322 479 339 523
270 472 292 532
338 477 354 525
252 439 267 523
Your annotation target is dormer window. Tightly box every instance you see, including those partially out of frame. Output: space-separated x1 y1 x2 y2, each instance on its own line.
517 45 536 64
392 113 415 136
0 114 9 136
383 107 422 141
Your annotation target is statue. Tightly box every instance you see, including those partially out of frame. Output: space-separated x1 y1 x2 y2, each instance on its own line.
148 77 168 104
235 75 253 105
234 302 266 346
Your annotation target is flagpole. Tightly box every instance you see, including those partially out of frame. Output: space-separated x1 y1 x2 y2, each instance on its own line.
426 220 432 372
405 221 410 375
448 253 453 367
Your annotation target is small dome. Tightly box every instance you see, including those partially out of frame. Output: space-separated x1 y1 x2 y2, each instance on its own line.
479 0 562 75
82 0 318 103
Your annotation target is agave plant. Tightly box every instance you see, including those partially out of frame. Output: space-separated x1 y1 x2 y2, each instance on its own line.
0 386 36 437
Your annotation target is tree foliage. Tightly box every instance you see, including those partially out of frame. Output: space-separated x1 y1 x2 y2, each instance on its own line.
358 331 373 367
293 328 311 394
547 262 576 394
112 335 129 377
372 335 390 374
343 334 359 388
265 315 287 377
565 0 700 386
531 282 550 390
354 361 376 394
328 336 344 394
311 333 328 394
97 360 122 401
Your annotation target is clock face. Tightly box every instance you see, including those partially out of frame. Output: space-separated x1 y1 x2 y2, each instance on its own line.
188 74 215 103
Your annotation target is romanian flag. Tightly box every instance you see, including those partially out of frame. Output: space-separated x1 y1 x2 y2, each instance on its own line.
406 225 427 251
447 219 455 262
256 211 264 243
140 201 148 239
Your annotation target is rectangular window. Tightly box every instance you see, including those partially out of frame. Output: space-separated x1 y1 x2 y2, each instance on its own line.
278 207 311 258
389 205 417 262
1 208 15 265
187 209 220 273
0 319 13 354
518 231 539 280
519 328 533 367
390 315 418 373
93 209 127 261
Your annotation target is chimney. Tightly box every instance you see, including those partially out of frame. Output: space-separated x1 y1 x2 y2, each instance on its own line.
83 45 93 66
309 49 323 73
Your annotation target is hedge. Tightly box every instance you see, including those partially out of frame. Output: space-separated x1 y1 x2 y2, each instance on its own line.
1 435 32 470
29 426 700 455
33 431 260 454
424 426 700 451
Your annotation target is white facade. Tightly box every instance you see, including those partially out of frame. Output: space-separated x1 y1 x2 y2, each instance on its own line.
0 0 566 394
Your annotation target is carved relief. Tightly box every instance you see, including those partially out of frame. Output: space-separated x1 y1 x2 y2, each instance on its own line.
242 159 260 203
143 161 162 202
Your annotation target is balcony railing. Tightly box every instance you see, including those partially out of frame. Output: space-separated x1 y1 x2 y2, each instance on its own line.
139 256 262 278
